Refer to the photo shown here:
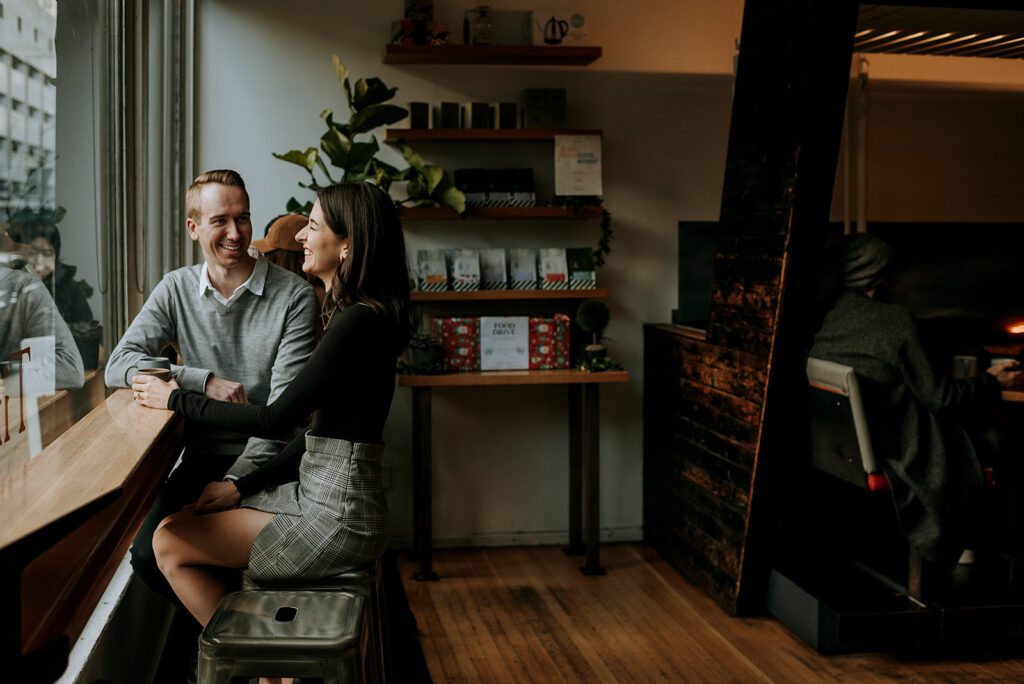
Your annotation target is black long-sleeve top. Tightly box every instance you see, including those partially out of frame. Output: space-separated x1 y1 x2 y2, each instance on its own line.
167 304 398 497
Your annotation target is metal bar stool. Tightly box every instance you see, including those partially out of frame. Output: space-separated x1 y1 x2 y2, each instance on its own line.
198 588 368 684
236 560 389 683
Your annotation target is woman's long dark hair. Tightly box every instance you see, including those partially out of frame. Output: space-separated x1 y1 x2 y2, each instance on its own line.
317 182 411 353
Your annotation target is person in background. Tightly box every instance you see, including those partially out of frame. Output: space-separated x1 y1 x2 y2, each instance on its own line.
133 182 410 684
810 232 1020 569
104 169 318 608
253 213 326 324
11 218 95 327
0 246 84 391
10 218 101 368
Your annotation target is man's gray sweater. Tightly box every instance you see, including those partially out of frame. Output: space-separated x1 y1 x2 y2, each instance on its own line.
105 259 317 478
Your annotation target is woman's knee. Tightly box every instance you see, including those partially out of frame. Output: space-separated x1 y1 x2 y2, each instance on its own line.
152 517 191 572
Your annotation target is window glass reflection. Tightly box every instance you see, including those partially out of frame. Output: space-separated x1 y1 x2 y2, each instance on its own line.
0 0 97 480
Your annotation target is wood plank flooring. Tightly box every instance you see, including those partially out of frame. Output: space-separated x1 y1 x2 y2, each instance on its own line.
397 543 1024 683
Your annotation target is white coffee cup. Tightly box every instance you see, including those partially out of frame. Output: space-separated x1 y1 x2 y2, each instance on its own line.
991 357 1018 368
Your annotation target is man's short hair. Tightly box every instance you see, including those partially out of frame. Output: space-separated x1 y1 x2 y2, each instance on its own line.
186 169 249 222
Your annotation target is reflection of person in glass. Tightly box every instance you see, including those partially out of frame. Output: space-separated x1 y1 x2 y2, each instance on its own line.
11 218 101 368
13 219 95 325
0 255 85 392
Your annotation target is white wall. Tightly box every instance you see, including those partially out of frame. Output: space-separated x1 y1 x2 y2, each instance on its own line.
194 0 740 547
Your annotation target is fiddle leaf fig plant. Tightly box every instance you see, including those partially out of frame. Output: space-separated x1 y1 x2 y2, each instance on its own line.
395 143 467 213
274 55 464 215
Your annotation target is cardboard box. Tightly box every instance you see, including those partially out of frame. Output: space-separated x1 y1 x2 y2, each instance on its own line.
433 314 570 371
433 317 481 371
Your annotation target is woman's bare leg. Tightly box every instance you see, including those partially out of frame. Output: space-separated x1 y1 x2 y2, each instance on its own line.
153 507 276 627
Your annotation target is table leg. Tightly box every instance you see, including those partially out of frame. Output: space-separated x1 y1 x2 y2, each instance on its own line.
566 385 584 556
412 387 438 581
581 383 606 575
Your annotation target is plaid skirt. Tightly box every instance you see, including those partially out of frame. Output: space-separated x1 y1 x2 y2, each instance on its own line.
241 433 389 583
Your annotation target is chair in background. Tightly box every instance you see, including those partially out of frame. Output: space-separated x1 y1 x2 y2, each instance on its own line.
764 357 935 653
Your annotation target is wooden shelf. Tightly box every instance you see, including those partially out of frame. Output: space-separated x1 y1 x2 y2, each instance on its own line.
384 128 601 143
383 45 602 66
398 369 628 387
400 206 602 220
411 288 606 302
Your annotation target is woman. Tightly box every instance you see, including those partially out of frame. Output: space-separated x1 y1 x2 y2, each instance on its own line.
810 232 1020 568
133 182 410 633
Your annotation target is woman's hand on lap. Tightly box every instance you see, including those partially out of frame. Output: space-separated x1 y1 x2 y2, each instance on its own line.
194 480 241 512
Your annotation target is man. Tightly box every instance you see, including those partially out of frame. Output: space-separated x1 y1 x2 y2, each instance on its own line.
106 169 317 597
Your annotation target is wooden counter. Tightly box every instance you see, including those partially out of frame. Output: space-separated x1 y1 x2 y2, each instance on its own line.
1 389 184 682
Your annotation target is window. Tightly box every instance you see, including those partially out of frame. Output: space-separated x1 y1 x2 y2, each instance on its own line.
0 1 192 485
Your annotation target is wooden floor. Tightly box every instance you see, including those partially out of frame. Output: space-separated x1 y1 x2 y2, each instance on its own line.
397 543 1024 683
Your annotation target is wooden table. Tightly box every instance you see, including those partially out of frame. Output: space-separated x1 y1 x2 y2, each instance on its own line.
398 369 629 580
0 389 183 681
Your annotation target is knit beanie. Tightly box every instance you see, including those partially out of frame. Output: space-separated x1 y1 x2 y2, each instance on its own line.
832 232 896 292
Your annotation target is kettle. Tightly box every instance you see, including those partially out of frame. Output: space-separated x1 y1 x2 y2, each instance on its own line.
543 16 569 45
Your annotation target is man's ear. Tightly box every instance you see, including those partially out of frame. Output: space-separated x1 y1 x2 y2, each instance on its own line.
186 218 200 242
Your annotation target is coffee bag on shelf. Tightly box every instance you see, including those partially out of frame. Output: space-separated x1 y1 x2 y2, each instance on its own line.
507 247 538 290
479 248 508 290
566 247 596 289
538 247 569 290
416 249 448 291
446 248 481 291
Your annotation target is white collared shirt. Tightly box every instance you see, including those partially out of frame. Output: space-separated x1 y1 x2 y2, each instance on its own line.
198 256 268 306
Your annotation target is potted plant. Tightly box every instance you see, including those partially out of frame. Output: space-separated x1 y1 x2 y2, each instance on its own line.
274 55 465 215
575 298 610 363
408 332 445 367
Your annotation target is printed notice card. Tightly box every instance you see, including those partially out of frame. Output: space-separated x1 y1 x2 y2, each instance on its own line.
554 134 602 196
480 316 530 370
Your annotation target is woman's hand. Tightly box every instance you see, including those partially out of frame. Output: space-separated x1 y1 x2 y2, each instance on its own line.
131 375 179 409
987 361 1022 389
193 480 242 513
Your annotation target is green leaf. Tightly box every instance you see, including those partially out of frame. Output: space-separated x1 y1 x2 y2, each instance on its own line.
285 197 313 215
391 166 415 181
421 165 444 195
320 109 334 127
314 155 337 185
320 128 352 169
349 103 408 136
406 175 427 199
400 144 426 173
373 158 401 176
273 147 319 172
353 77 398 110
435 186 466 214
346 138 380 176
332 54 354 111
